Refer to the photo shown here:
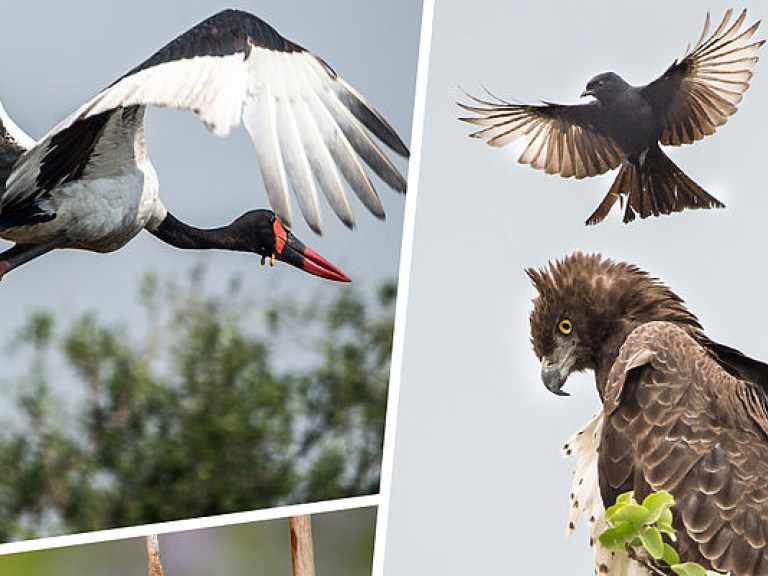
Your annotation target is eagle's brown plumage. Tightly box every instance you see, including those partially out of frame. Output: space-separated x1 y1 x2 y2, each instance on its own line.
528 252 768 575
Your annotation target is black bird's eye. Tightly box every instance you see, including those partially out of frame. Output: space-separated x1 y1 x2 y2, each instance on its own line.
558 319 573 335
597 80 604 87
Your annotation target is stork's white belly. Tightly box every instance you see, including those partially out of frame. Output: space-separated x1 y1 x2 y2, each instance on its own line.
1 168 159 253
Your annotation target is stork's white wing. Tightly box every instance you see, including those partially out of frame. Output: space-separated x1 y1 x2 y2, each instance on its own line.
4 9 408 233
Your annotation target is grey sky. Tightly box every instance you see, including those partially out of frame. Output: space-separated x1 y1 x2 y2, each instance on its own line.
385 1 768 574
0 0 419 352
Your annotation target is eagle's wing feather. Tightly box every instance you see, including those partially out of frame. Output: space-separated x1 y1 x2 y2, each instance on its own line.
641 9 763 147
458 95 623 178
600 321 768 575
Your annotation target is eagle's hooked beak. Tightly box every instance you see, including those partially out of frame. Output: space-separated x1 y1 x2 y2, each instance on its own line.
540 357 571 396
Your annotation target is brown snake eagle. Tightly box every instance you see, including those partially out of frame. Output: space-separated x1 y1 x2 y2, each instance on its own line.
528 252 768 575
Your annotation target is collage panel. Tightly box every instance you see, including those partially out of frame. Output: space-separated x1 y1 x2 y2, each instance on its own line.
384 0 768 575
0 505 376 576
0 0 421 542
5 0 768 574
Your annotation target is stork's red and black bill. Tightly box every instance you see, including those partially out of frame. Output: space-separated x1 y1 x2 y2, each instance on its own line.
272 219 350 282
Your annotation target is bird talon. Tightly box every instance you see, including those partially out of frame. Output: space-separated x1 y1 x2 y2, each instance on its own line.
260 255 267 266
270 253 275 266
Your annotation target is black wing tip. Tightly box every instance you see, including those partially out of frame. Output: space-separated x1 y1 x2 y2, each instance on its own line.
391 138 410 158
333 81 409 157
377 120 409 157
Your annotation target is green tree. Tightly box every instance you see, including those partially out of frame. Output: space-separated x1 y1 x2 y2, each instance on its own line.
0 267 395 541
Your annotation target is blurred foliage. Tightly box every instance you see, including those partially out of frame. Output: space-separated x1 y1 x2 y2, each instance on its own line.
0 267 396 541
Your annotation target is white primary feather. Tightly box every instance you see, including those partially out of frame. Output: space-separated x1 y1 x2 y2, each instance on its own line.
276 95 320 230
280 51 355 227
0 101 35 150
243 47 292 227
318 78 402 191
302 66 383 217
269 49 320 229
292 96 352 228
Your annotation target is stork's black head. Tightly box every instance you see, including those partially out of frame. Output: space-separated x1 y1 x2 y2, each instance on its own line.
231 210 350 282
580 72 630 104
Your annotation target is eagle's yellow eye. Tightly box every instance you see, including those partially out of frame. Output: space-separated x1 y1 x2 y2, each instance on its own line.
558 319 572 335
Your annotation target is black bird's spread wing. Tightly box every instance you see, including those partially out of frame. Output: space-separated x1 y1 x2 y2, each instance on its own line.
459 94 622 179
4 9 408 234
600 322 768 575
642 9 763 147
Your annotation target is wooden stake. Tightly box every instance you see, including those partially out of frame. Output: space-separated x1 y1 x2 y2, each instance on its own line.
290 515 316 576
147 534 165 576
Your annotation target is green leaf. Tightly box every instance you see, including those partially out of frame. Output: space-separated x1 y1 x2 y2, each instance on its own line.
604 503 621 521
610 503 651 529
642 490 675 523
599 521 637 551
606 492 636 519
660 524 677 541
659 507 673 525
661 543 680 566
672 563 707 576
617 491 635 504
640 526 664 559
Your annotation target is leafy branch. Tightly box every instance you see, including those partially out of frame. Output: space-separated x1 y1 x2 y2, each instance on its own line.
0 270 395 540
599 491 728 576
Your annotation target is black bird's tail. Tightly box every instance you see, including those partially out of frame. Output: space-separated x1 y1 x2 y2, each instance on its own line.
586 146 724 225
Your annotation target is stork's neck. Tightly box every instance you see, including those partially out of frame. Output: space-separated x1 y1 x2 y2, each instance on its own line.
149 212 252 252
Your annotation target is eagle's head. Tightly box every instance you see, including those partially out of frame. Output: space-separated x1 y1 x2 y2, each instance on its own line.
526 252 701 397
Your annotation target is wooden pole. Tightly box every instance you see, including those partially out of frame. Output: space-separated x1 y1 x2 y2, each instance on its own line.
146 534 165 576
290 515 316 576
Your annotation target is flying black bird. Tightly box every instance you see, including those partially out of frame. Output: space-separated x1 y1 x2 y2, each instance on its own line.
460 10 763 224
528 252 768 575
0 9 410 282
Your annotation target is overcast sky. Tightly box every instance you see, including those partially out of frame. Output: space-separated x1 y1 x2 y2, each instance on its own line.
385 1 768 574
0 0 419 367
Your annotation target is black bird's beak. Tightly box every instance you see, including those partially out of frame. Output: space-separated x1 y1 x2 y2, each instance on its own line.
271 219 351 282
540 357 570 396
580 88 594 99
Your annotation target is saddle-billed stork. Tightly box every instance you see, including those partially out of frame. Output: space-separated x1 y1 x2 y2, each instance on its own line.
0 9 410 283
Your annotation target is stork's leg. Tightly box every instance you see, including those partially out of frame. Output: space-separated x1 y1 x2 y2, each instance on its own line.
0 236 69 280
